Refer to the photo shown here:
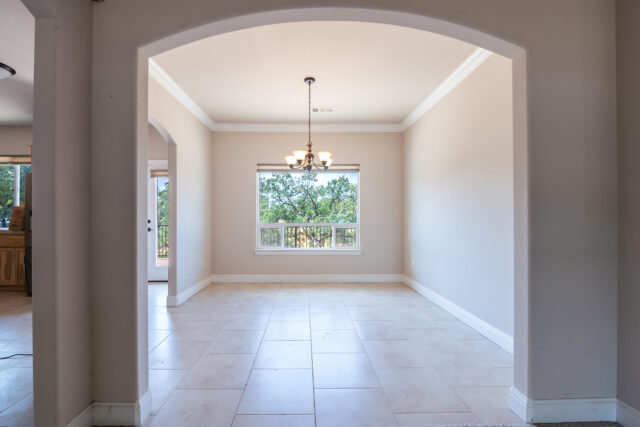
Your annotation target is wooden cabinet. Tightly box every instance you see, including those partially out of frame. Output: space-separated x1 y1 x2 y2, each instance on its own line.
0 249 16 285
0 233 26 291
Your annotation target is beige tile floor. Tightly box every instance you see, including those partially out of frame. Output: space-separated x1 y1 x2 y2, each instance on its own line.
0 292 33 427
0 283 523 427
147 282 523 426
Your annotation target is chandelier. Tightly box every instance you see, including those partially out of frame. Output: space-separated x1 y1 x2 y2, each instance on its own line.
285 77 334 171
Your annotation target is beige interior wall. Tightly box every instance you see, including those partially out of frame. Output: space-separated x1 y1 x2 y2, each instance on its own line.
148 78 214 297
20 0 94 424
16 0 609 420
403 54 514 337
0 125 32 154
211 131 402 275
147 123 168 160
616 0 640 414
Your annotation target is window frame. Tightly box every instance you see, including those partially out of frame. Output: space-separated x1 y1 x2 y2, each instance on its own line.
255 169 361 255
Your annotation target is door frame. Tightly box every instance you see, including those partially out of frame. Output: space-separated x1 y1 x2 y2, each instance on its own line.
147 160 169 281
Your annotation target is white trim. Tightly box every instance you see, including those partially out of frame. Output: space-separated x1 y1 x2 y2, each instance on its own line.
401 47 492 130
166 276 211 307
69 391 152 427
255 248 361 255
508 386 529 421
65 404 94 427
508 388 617 423
148 48 491 134
148 58 217 131
618 400 640 427
402 275 513 353
214 122 403 133
210 274 403 283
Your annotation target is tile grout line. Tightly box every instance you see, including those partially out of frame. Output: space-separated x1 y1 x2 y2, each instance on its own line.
229 283 278 426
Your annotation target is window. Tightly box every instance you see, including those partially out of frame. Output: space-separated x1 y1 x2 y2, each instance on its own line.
0 164 31 229
257 170 359 252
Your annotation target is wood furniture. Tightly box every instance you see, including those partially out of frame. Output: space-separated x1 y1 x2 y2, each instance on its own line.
0 231 26 291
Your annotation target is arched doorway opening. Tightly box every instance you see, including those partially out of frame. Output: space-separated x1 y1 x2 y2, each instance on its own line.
137 8 529 424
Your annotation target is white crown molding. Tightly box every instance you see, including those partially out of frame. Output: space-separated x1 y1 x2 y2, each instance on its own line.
402 275 513 353
401 47 492 131
509 387 618 423
149 48 490 134
148 59 217 132
213 122 403 133
618 400 640 426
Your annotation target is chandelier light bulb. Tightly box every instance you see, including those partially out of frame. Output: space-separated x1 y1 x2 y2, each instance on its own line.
293 150 306 161
285 155 296 166
318 151 332 162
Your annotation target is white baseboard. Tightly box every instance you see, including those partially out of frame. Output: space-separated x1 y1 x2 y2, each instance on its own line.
166 276 212 306
618 400 640 427
66 392 152 427
509 386 529 421
509 387 618 423
402 275 514 353
210 274 404 283
66 403 94 427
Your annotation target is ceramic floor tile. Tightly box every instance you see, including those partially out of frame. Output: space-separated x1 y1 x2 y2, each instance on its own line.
315 388 398 427
462 339 514 367
152 388 242 427
148 329 172 352
263 321 310 340
166 321 222 341
313 353 380 388
375 367 469 413
206 330 264 354
232 415 315 427
363 340 431 368
310 313 354 330
437 366 513 387
347 307 391 321
149 369 188 414
149 340 209 370
254 341 312 369
354 321 408 340
406 329 469 353
270 306 310 320
312 330 364 353
455 386 523 423
0 368 32 413
436 319 487 339
222 314 270 330
179 353 255 389
237 369 314 415
395 411 480 425
0 393 33 427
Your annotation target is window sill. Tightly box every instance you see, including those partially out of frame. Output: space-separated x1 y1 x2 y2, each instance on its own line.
254 248 361 256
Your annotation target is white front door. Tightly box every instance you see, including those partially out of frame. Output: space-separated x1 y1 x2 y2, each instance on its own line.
148 168 169 282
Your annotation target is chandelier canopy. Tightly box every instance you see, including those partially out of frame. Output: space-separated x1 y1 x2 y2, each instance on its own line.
285 77 333 171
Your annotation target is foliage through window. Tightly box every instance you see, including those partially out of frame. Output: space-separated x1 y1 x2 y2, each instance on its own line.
257 171 359 249
0 165 31 229
156 177 169 259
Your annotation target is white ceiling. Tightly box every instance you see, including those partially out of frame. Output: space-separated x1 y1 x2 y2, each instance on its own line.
0 0 34 125
153 21 477 125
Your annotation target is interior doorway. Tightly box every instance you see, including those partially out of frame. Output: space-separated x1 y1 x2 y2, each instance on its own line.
147 161 169 282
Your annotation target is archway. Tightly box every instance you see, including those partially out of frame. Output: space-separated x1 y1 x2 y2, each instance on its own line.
147 117 178 302
137 7 529 422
